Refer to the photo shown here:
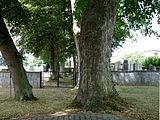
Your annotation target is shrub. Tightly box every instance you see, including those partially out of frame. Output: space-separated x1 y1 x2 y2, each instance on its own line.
141 56 160 66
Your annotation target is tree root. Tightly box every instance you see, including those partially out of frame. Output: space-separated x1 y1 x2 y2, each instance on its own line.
71 95 131 112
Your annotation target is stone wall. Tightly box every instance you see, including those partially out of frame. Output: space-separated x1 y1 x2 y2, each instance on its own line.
0 72 11 88
0 71 159 88
0 72 41 88
112 71 160 86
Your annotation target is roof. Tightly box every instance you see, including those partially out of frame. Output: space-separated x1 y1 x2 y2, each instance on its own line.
143 50 160 52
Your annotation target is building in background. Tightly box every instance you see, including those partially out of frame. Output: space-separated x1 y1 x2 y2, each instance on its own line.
111 49 160 64
142 50 160 57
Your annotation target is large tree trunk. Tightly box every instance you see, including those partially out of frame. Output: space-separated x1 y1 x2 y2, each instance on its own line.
73 0 120 110
0 13 37 101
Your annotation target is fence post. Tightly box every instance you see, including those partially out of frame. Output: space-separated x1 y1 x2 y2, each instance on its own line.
40 72 42 88
74 72 77 87
73 72 75 87
57 72 59 88
10 73 12 98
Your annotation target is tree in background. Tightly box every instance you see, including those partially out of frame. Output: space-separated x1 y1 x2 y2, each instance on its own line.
16 0 75 76
72 0 160 111
0 0 36 101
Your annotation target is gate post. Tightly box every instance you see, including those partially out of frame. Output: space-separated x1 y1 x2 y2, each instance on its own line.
57 72 59 88
10 73 12 98
40 72 42 88
73 72 77 87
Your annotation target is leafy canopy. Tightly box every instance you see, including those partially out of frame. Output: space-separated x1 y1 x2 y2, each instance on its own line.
0 0 30 33
16 0 75 63
73 0 160 48
1 0 160 60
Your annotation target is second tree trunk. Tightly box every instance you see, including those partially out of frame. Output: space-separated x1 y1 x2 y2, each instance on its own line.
0 13 36 101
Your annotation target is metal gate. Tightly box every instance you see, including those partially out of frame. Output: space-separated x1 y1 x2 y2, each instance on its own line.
41 71 78 88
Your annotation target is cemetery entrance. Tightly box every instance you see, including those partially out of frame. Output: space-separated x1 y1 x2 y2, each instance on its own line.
41 71 78 88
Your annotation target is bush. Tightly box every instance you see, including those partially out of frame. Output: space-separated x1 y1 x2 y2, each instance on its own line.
141 56 160 66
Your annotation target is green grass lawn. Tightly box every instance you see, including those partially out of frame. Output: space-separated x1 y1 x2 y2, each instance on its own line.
0 86 159 120
116 86 159 120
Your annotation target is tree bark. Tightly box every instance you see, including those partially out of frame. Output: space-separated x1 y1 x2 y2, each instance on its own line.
73 0 119 110
49 42 56 79
0 13 37 101
49 42 55 73
73 33 80 88
49 41 60 80
71 0 81 88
